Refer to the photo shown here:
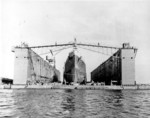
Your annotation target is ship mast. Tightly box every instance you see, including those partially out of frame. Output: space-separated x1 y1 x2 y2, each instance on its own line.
73 38 77 50
73 38 77 83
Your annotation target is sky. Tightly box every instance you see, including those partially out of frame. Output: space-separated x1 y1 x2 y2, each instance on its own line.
0 0 150 83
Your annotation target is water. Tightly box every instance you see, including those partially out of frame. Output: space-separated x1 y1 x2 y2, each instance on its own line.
0 89 150 118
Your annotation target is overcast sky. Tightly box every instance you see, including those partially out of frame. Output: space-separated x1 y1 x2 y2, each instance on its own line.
0 0 150 83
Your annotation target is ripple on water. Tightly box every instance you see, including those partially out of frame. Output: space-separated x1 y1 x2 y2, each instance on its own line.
0 89 150 118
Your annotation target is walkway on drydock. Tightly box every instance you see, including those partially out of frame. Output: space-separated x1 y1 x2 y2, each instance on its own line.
1 84 150 90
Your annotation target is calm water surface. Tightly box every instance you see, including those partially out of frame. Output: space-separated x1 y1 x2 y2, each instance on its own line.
0 89 150 118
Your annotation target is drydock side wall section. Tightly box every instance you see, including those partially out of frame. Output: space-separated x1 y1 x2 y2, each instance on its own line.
13 48 60 84
13 48 29 84
121 49 135 85
91 50 121 85
91 44 136 85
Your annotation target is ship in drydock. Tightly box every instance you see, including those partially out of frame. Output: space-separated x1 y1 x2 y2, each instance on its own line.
63 49 87 85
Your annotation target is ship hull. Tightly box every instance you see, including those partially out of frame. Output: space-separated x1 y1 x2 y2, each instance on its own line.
63 51 86 84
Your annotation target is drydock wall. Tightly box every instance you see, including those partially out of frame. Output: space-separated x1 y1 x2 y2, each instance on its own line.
91 43 137 85
91 50 121 85
12 47 60 84
121 48 136 85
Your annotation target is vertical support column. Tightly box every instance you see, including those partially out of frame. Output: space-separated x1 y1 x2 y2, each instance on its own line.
121 43 136 85
12 48 29 84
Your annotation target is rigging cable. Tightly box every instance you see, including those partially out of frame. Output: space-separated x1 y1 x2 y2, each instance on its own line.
78 46 117 56
31 46 72 57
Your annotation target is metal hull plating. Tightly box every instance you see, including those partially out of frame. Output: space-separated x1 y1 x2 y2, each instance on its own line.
63 51 86 84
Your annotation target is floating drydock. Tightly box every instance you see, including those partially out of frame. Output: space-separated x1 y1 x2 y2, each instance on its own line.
12 44 60 85
10 41 140 90
63 49 87 85
91 43 137 86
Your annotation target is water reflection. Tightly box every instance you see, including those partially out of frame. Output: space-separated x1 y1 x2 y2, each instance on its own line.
0 89 150 118
0 89 16 118
61 89 75 111
104 90 123 104
61 89 87 118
